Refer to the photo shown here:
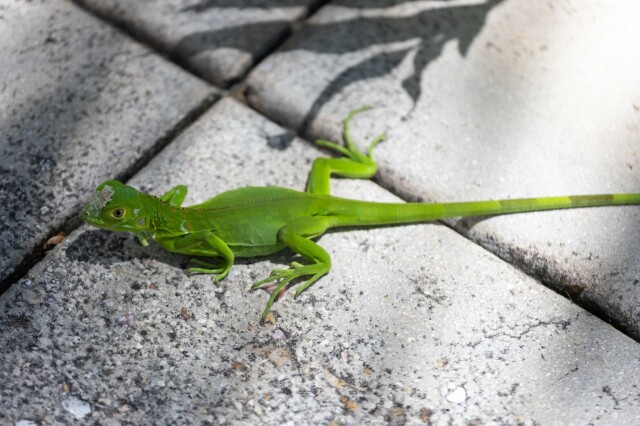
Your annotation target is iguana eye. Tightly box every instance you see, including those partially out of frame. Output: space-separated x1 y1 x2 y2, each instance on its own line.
112 208 125 219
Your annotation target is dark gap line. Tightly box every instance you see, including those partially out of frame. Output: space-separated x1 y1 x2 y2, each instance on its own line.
71 0 331 90
228 0 331 91
358 176 637 342
0 92 220 297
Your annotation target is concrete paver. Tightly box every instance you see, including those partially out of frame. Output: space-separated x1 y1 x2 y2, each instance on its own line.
246 0 640 337
0 0 215 287
2 98 639 424
75 0 323 87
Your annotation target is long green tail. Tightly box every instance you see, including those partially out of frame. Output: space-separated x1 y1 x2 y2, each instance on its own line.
331 193 640 227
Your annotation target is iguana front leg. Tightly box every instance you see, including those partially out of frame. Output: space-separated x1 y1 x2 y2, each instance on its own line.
307 106 386 195
135 185 189 246
160 185 188 206
252 217 333 320
172 230 235 282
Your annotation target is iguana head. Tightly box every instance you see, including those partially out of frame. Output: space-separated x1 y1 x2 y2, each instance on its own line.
83 180 148 231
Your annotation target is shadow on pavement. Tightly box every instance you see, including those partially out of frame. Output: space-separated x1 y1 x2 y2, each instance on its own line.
174 0 504 128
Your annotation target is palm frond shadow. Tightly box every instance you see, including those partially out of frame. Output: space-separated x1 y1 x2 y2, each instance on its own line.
175 0 504 126
291 0 505 129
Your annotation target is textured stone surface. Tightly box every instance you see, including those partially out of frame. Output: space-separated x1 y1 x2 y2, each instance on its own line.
246 0 640 337
2 98 640 425
0 0 215 285
75 0 322 87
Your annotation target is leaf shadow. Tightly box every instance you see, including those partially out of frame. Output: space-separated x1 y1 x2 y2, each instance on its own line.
173 0 504 124
288 0 506 130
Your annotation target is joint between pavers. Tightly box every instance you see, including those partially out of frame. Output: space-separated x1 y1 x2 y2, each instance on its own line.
73 0 332 89
330 171 639 343
0 92 221 299
466 235 634 341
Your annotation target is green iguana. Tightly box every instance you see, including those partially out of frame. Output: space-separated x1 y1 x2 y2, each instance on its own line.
83 107 640 319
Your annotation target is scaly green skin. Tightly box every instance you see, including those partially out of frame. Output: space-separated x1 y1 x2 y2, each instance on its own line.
83 107 640 319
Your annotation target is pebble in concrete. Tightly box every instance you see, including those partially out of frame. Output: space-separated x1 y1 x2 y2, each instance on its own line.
246 0 640 338
75 0 323 87
1 98 639 424
0 0 215 286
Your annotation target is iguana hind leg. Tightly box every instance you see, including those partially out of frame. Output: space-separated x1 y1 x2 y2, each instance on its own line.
307 106 385 195
252 217 333 319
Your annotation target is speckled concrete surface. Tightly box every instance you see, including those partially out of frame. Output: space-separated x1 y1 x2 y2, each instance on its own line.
0 0 215 286
74 0 323 87
2 99 640 425
245 0 640 337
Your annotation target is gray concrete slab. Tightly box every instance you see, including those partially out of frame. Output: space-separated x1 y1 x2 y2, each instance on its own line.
0 0 215 287
2 98 640 425
74 0 322 87
245 0 640 338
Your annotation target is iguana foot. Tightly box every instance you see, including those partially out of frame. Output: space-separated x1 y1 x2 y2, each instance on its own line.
188 258 231 283
306 106 386 195
252 262 326 320
314 106 386 168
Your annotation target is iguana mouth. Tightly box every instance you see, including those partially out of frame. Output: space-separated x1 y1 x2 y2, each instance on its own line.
82 213 105 227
